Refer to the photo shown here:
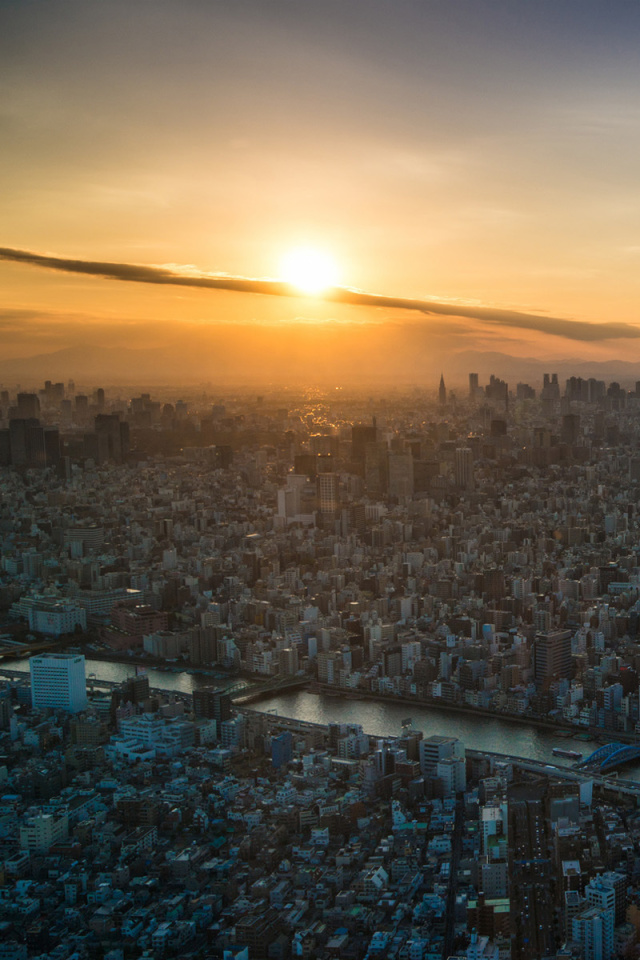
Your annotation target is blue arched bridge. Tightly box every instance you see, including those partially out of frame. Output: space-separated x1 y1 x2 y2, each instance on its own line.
577 741 640 774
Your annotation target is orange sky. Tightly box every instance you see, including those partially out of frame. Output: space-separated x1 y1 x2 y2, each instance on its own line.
4 2 640 384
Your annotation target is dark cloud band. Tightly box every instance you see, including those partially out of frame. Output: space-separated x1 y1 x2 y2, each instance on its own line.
1 245 638 342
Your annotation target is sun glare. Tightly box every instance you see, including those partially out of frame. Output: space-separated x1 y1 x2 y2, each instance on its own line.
281 247 338 296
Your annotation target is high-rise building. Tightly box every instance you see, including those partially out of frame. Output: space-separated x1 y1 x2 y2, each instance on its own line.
455 447 474 490
419 735 464 775
388 452 414 497
30 654 87 713
317 472 339 515
364 442 389 496
352 420 377 462
192 687 232 723
586 873 625 924
436 756 466 795
95 413 123 462
469 372 479 397
279 646 299 676
486 375 508 409
6 419 59 469
542 373 560 401
17 393 40 419
572 905 614 960
562 413 581 445
533 630 573 688
438 373 447 406
9 418 32 466
271 731 293 769
516 382 536 400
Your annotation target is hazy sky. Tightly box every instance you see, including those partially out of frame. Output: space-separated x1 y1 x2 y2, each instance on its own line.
4 1 640 381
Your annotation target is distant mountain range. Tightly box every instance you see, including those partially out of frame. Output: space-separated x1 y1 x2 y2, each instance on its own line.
0 346 176 386
1 340 639 391
446 351 640 386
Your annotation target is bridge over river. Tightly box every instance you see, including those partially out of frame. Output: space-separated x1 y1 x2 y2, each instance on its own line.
577 741 640 774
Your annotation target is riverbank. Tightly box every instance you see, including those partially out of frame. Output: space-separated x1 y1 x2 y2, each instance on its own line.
311 684 631 747
242 705 640 804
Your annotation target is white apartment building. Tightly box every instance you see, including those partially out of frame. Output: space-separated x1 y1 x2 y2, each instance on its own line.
20 813 69 854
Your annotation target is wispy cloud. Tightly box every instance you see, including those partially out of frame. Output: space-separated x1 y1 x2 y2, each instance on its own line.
2 245 639 343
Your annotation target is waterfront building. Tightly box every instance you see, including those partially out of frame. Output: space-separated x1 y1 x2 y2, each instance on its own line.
419 735 464 775
30 653 87 713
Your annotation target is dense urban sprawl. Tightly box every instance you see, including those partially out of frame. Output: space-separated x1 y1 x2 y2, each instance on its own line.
2 374 640 958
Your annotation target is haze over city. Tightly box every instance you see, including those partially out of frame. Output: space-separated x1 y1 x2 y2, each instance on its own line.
8 7 640 959
4 1 640 385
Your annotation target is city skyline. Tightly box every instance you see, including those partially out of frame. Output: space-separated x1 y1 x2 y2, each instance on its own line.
4 2 640 382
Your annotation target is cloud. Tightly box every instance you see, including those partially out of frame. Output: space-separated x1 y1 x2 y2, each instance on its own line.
2 245 640 343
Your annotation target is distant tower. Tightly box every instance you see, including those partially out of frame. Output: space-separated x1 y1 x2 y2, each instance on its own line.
439 374 447 406
469 373 479 398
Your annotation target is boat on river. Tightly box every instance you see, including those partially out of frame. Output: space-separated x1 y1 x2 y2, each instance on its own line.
552 747 582 761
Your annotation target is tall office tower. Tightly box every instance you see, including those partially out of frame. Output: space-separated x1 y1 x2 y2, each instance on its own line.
30 654 87 713
44 428 61 467
533 630 573 689
119 420 130 459
561 413 581 445
8 418 29 466
455 447 474 490
469 372 479 397
0 430 10 466
388 452 414 497
95 413 124 462
17 393 40 419
516 382 536 400
352 420 377 462
541 373 560 401
317 472 339 515
486 374 508 409
25 421 46 467
438 373 447 405
364 441 389 496
9 418 46 468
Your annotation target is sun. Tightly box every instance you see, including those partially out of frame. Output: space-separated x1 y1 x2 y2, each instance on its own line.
280 247 338 296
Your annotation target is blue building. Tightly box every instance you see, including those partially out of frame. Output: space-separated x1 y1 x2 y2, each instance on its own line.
271 731 293 769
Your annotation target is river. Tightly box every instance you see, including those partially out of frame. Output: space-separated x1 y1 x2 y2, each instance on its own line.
4 657 640 780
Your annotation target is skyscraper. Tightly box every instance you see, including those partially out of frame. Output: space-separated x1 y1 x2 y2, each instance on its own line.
30 653 87 713
388 452 414 497
317 472 339 515
17 393 40 419
438 373 446 406
455 447 474 490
